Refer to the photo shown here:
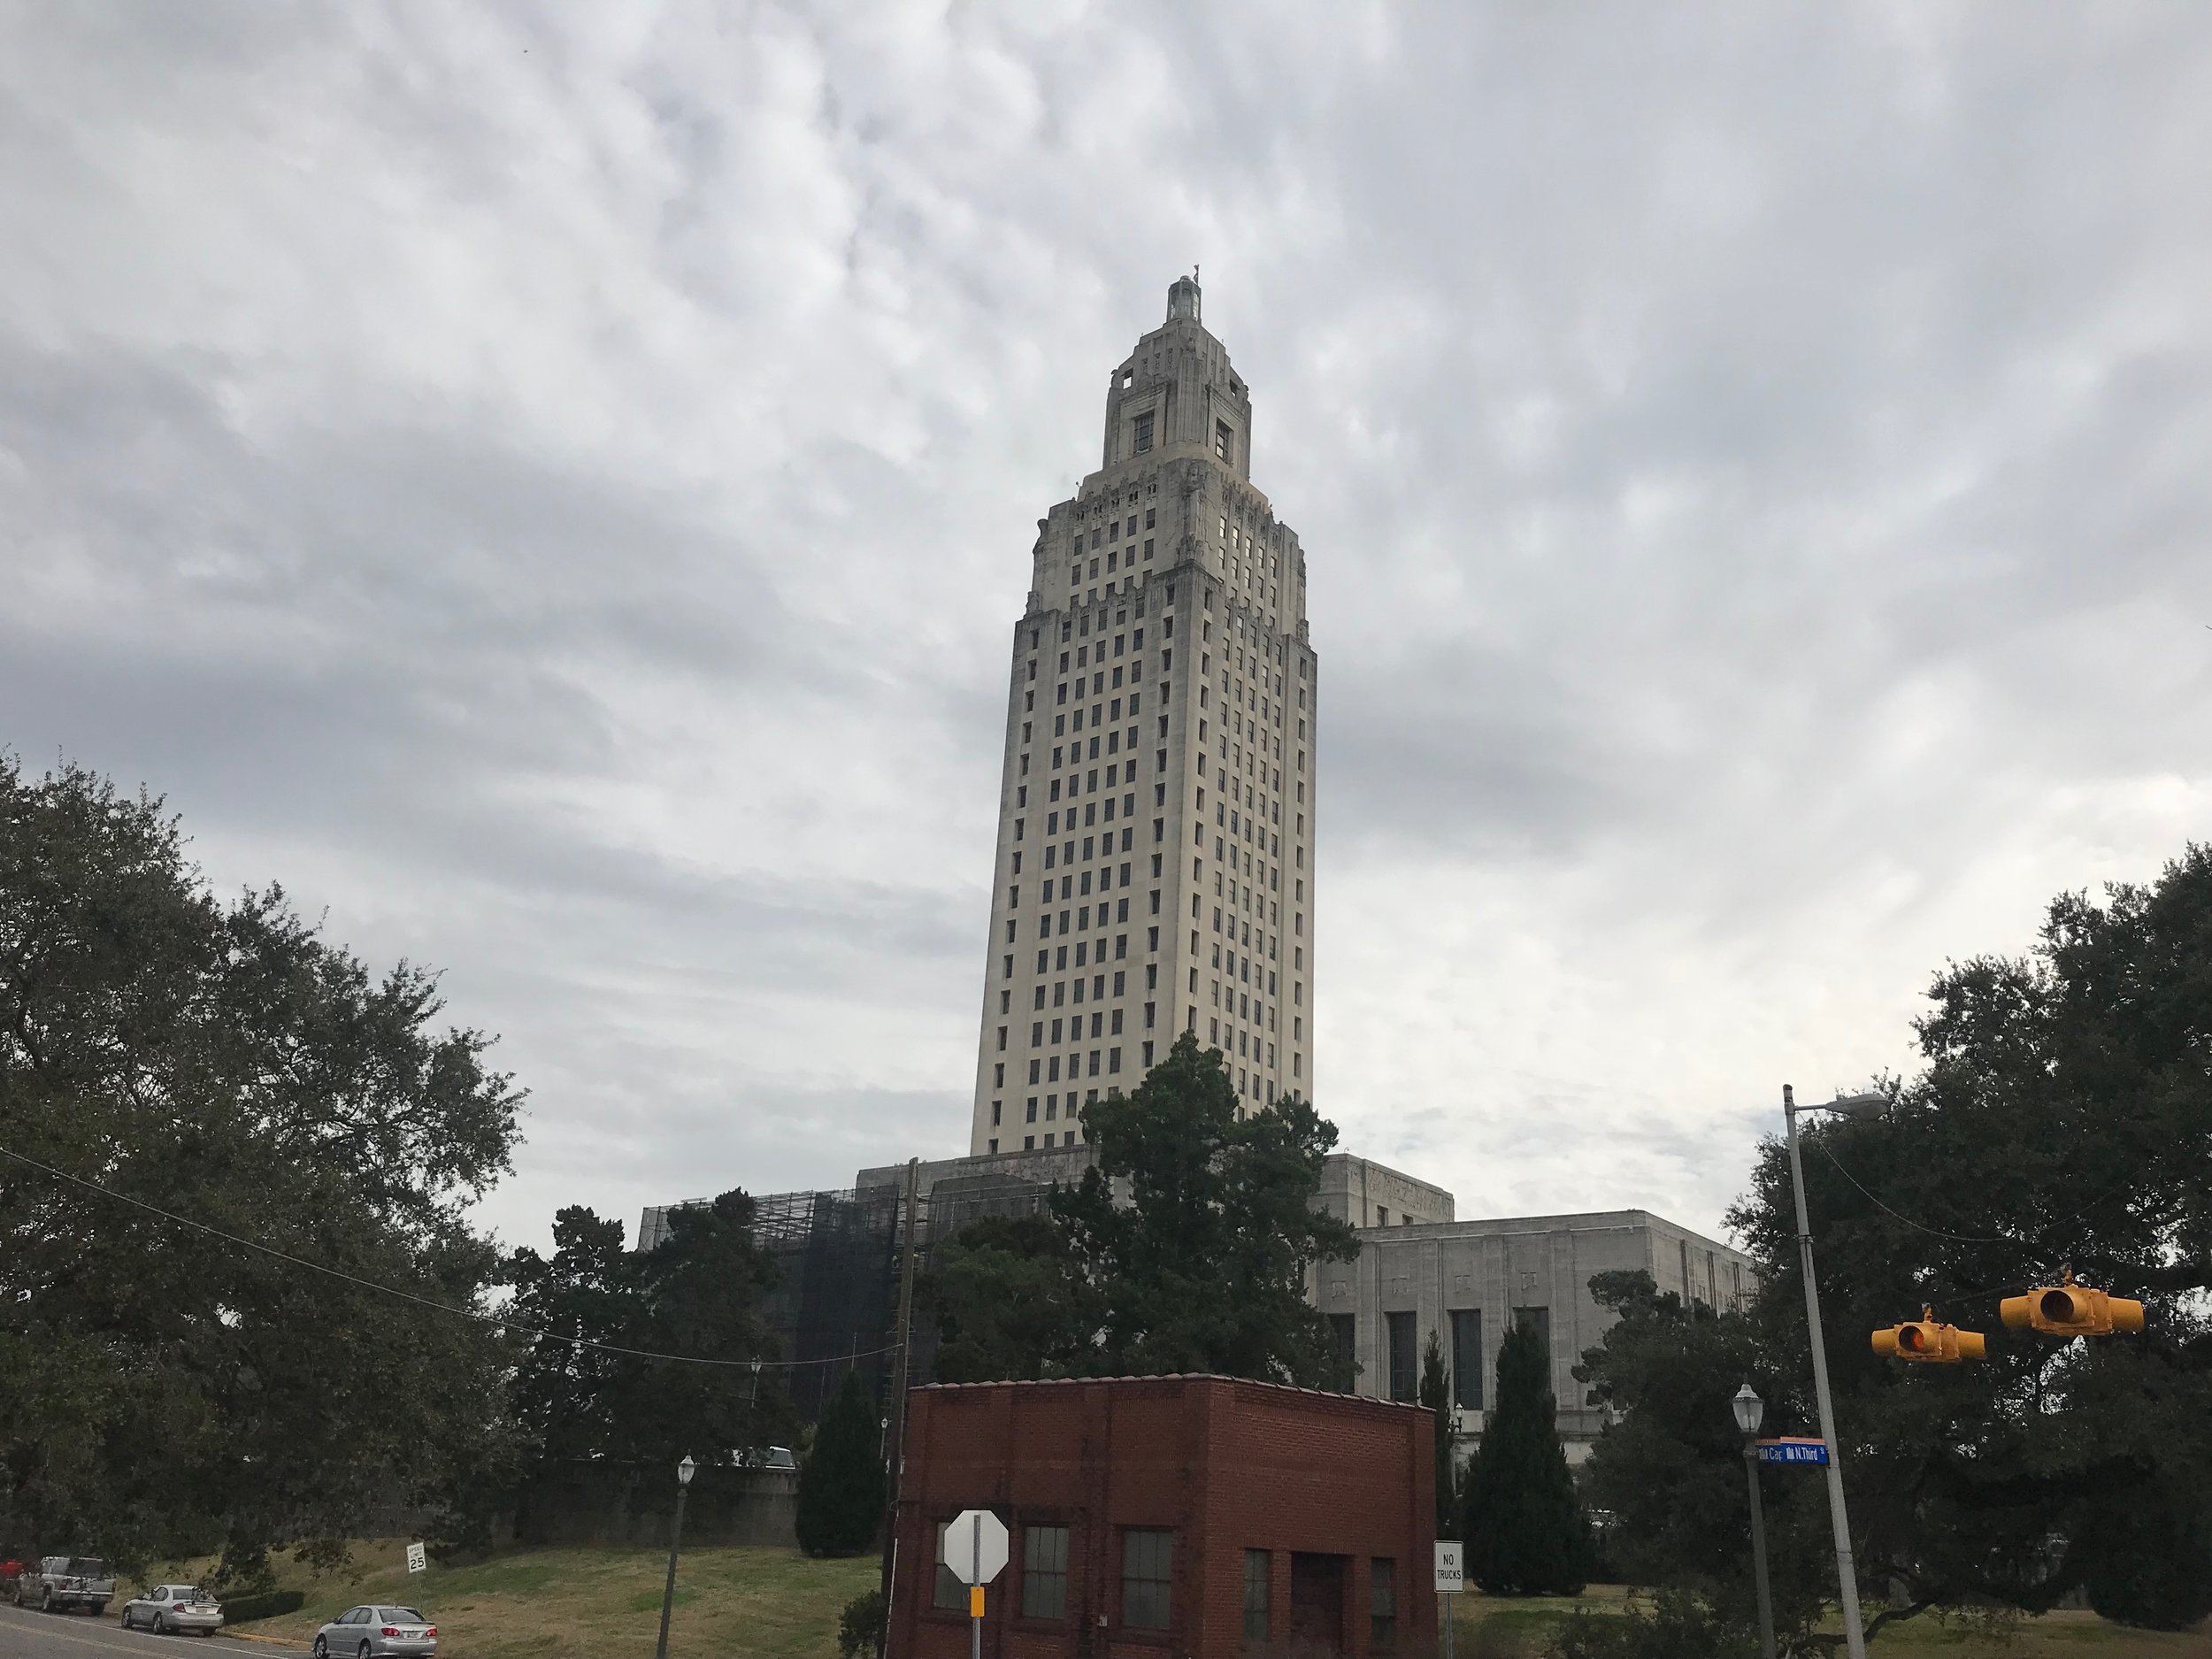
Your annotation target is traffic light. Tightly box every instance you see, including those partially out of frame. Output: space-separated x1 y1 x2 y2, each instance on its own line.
2000 1270 2144 1338
1871 1306 1985 1363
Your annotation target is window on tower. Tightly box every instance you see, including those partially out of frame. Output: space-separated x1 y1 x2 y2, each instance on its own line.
1133 411 1154 453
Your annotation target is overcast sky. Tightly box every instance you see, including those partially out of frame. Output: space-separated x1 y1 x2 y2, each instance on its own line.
5 4 2208 1252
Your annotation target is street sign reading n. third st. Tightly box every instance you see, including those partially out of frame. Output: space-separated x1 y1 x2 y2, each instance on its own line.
1755 1437 1830 1465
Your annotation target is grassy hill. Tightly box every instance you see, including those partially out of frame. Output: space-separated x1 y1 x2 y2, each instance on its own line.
153 1540 877 1659
1449 1588 2210 1657
126 1543 2204 1659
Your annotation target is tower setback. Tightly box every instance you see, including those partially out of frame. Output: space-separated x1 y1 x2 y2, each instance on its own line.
969 277 1317 1154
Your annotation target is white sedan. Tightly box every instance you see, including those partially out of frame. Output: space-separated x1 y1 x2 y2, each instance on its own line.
119 1584 225 1635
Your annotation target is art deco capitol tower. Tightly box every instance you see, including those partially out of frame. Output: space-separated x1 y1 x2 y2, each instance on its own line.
968 275 1317 1154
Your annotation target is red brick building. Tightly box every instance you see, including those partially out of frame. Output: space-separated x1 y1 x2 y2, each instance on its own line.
888 1375 1436 1659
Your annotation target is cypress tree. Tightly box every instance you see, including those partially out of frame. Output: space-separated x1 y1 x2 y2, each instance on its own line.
1462 1317 1591 1594
1417 1327 1456 1539
795 1368 886 1556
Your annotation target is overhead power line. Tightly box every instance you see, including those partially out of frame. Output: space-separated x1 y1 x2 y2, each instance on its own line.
0 1144 899 1372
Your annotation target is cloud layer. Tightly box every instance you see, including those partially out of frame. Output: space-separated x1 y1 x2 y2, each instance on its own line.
4 2 2208 1248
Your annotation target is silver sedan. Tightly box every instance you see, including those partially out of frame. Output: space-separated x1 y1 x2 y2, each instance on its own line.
311 1605 437 1658
119 1585 224 1636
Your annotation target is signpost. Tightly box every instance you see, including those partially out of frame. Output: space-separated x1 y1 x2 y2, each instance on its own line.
944 1509 1009 1659
1755 1437 1831 1466
404 1542 426 1575
1434 1540 1463 1659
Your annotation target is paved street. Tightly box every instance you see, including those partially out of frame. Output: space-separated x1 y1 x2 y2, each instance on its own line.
0 1605 306 1658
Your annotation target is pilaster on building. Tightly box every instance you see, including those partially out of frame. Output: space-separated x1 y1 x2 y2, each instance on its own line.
970 276 1317 1156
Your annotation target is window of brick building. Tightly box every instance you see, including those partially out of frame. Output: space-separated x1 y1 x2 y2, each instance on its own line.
1242 1549 1270 1646
1023 1525 1070 1619
1370 1558 1397 1652
1121 1529 1173 1630
933 1524 964 1609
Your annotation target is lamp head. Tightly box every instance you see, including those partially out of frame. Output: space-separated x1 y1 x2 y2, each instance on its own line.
1731 1383 1764 1437
677 1454 696 1486
1788 1087 1888 1120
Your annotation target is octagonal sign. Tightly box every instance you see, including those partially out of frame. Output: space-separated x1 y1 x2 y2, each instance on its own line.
945 1509 1010 1586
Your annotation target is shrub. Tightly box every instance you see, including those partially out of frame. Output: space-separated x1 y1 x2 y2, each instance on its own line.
1547 1590 1755 1659
838 1586 886 1659
220 1589 307 1624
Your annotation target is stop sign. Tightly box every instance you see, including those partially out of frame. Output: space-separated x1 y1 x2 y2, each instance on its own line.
944 1509 1010 1585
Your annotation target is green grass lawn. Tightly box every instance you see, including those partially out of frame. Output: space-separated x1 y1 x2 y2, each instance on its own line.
129 1545 2207 1659
145 1539 879 1659
1448 1588 2211 1659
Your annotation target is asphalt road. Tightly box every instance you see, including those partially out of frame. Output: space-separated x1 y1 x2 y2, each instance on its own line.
0 1604 308 1657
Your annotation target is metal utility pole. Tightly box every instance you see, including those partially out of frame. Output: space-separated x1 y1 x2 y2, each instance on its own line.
654 1454 695 1659
1732 1384 1777 1659
1785 1084 1885 1659
876 1157 922 1659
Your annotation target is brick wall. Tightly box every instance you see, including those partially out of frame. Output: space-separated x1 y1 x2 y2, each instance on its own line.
889 1375 1434 1659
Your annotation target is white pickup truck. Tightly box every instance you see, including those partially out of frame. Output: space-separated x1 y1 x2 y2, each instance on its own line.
13 1555 116 1615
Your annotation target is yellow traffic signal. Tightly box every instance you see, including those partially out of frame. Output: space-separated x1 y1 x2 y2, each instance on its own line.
2000 1269 2144 1338
1871 1306 1985 1363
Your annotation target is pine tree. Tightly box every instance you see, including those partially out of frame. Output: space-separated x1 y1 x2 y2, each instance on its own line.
795 1368 886 1557
1463 1317 1590 1594
1417 1327 1456 1539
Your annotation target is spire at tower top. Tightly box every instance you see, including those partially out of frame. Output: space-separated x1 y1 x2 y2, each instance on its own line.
1166 272 1201 324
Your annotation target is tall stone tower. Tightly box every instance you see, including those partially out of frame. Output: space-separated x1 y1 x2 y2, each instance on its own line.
968 276 1317 1154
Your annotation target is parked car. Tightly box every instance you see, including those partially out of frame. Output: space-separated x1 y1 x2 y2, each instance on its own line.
13 1555 116 1615
311 1604 438 1657
119 1584 225 1636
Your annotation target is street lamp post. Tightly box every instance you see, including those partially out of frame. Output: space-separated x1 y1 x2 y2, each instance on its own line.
1784 1084 1886 1659
654 1454 697 1659
1732 1384 1777 1659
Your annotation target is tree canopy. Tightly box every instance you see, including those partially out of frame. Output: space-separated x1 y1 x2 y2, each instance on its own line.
1463 1315 1589 1595
504 1192 795 1469
925 1032 1359 1386
0 758 523 1574
1579 845 2212 1635
795 1367 884 1557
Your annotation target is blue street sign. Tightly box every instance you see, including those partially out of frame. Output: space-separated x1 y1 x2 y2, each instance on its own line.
1755 1437 1830 1466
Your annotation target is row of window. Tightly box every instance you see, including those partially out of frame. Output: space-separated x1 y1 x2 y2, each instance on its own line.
1079 505 1156 549
1028 1002 1148 1045
1073 539 1152 584
933 1522 1395 1649
1017 857 1137 901
1341 1307 1555 1411
1053 687 1143 733
985 1087 1118 1153
1046 721 1156 777
1179 1001 1302 1082
1032 965 1152 1008
1025 1047 1125 1084
1033 902 1133 940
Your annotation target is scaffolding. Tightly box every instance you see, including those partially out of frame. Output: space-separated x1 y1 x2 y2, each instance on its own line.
636 1164 1076 1422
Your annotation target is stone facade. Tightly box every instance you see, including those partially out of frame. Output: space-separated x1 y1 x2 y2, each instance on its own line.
1317 1155 1456 1229
970 276 1317 1154
1315 1210 1755 1463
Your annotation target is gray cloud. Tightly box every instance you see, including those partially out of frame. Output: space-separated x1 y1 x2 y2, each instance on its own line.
3 1 2208 1250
